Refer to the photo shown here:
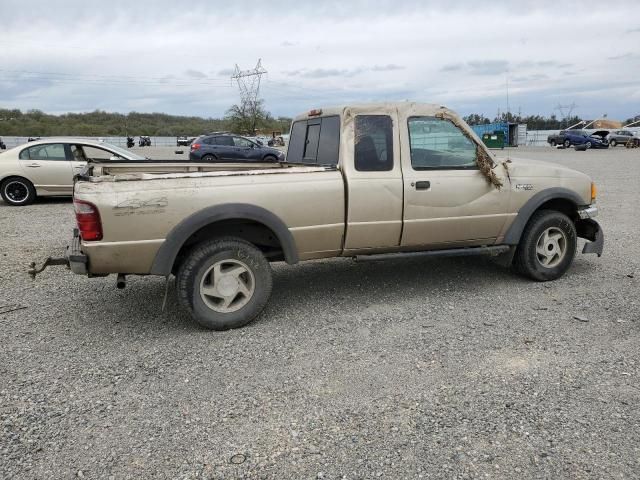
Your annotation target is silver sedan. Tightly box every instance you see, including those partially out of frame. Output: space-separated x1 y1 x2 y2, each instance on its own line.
0 138 145 206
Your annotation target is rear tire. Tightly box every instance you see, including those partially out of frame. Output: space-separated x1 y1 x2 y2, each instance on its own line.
201 154 217 162
550 140 557 147
1 177 36 206
514 210 577 282
176 237 273 330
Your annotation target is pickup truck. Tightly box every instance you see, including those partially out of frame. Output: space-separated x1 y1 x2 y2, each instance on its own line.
32 103 603 330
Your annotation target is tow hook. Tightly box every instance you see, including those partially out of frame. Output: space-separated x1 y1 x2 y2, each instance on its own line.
116 274 127 289
28 257 69 279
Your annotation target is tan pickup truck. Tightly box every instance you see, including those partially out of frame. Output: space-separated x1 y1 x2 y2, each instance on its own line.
32 103 603 330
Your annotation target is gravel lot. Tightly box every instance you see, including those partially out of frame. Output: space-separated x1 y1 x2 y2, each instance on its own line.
1 146 638 479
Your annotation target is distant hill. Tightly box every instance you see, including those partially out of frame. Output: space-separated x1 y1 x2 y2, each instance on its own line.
0 109 291 137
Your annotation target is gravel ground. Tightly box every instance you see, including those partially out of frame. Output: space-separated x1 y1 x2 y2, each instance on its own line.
1 146 639 479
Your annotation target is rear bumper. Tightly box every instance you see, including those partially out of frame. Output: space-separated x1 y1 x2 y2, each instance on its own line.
67 229 88 274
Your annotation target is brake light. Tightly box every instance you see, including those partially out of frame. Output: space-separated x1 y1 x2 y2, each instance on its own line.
74 199 102 241
308 109 322 117
191 143 201 151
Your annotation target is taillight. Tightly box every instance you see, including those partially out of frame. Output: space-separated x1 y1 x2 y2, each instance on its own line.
191 143 201 151
74 199 102 241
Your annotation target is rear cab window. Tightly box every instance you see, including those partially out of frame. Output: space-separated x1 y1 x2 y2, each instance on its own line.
287 115 340 166
19 143 69 161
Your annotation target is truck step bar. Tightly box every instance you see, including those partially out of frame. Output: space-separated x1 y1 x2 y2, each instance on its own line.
354 245 511 263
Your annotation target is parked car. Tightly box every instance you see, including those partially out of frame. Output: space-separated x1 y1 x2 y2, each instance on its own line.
607 130 640 147
0 138 145 206
33 103 603 331
547 130 572 147
189 134 285 162
176 136 193 147
0 137 6 150
566 130 609 149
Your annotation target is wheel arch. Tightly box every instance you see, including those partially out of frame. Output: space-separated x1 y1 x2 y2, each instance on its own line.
150 203 299 275
503 188 585 245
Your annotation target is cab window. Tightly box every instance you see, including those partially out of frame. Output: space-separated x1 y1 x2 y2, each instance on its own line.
19 143 68 161
408 117 477 170
354 115 393 172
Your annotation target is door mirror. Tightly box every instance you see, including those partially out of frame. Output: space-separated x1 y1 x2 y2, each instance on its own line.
109 155 123 161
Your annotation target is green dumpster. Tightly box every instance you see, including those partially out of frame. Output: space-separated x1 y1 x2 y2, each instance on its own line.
481 131 505 149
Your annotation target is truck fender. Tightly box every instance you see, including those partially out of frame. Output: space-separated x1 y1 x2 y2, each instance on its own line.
149 203 299 275
502 187 585 245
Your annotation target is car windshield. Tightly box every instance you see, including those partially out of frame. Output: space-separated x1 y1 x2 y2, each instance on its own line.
100 142 145 160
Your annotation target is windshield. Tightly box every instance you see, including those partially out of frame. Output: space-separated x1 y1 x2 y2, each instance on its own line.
101 142 145 160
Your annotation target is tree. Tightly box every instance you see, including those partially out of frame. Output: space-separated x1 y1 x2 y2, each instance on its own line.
225 99 269 134
463 114 491 126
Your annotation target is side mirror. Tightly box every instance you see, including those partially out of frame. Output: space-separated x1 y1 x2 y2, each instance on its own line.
109 155 123 161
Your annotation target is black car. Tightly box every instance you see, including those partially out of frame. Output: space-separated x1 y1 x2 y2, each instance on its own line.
0 137 6 150
176 135 193 147
190 134 285 162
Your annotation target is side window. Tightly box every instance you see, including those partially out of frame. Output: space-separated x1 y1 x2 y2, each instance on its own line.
20 143 68 161
215 136 234 146
202 137 216 145
287 116 340 166
81 146 118 160
408 117 477 170
354 115 393 172
233 137 253 148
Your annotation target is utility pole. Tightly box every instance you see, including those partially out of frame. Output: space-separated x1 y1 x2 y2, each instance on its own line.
232 59 268 134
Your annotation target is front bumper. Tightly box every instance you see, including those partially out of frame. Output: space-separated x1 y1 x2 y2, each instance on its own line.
576 217 604 257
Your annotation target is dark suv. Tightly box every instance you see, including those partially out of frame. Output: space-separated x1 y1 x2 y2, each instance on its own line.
190 134 285 162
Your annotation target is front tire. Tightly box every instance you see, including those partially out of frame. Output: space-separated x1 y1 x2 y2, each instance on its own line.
610 139 617 147
176 238 273 330
563 140 571 148
1 177 36 206
514 210 577 282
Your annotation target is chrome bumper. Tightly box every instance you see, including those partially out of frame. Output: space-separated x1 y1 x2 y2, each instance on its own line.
578 205 598 219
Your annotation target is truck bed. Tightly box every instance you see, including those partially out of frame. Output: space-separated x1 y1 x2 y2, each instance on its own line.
83 160 333 182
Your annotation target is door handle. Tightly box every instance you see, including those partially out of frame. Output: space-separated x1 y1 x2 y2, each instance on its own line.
27 163 41 168
414 181 430 190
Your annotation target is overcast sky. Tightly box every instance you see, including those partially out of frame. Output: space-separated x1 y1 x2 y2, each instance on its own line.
1 0 639 120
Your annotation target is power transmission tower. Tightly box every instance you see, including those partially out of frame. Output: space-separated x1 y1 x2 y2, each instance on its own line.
231 59 267 134
555 102 577 121
232 59 267 108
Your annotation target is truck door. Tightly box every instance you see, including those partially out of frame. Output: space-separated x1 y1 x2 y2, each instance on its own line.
342 107 404 252
399 114 510 247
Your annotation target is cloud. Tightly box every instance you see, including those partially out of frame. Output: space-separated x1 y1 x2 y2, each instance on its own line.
441 63 464 72
285 67 365 78
607 53 634 61
371 64 405 72
216 68 235 77
467 60 509 75
184 69 207 79
280 41 298 47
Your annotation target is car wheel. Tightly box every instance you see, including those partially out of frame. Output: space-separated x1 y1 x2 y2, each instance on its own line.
263 155 278 163
201 154 217 162
550 140 557 147
585 141 592 149
609 139 616 147
176 237 273 330
563 140 570 148
1 177 36 206
514 210 577 282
